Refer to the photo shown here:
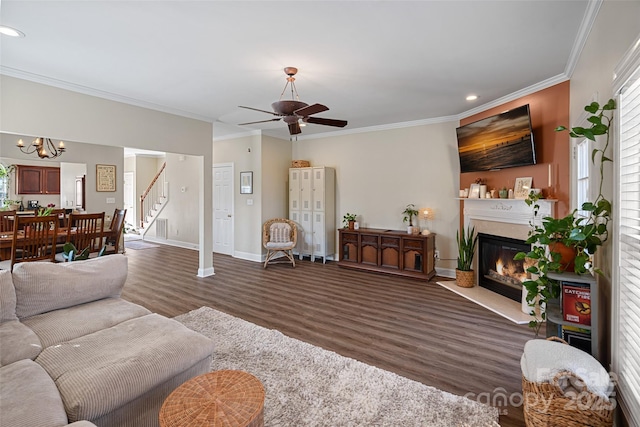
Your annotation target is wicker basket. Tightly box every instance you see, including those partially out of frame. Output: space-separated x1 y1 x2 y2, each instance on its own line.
291 160 310 168
522 338 614 427
455 269 475 288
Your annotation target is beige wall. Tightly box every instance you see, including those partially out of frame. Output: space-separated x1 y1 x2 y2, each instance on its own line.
261 135 292 225
213 134 263 258
1 134 123 215
154 153 201 247
293 121 460 272
0 76 214 276
569 0 640 373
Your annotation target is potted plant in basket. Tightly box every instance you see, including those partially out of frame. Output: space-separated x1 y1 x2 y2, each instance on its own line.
402 204 419 234
342 213 357 230
455 225 477 288
514 99 615 334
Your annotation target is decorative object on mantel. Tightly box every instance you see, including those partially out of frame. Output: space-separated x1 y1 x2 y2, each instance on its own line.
514 177 533 199
17 137 66 159
402 204 420 234
455 225 477 288
499 187 509 199
469 183 481 198
515 99 615 335
342 213 357 230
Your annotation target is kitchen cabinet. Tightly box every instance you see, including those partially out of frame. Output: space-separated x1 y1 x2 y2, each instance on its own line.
16 165 60 195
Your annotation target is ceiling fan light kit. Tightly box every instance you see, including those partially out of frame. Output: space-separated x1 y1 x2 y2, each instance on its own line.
238 67 347 136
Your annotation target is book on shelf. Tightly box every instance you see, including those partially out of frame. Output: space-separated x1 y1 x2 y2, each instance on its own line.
562 282 591 326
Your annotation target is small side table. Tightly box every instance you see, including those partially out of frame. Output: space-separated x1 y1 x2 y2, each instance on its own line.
159 370 265 427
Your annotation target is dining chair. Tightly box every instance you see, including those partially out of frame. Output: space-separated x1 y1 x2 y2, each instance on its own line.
0 214 59 270
104 208 127 254
49 208 68 228
0 210 16 233
55 212 105 262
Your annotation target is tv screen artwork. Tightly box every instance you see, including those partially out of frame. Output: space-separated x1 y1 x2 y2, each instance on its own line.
456 104 536 173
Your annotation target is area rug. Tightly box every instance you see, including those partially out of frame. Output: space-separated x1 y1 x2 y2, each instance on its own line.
175 307 499 427
124 240 160 250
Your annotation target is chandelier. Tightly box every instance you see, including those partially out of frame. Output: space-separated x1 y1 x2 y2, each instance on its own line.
17 137 66 159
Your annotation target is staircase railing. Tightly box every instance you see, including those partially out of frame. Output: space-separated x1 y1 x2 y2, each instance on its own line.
139 162 166 228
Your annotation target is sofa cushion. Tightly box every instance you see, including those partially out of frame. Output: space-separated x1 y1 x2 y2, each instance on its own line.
13 254 128 319
0 320 42 366
0 269 18 322
23 298 151 348
36 313 215 422
0 359 69 427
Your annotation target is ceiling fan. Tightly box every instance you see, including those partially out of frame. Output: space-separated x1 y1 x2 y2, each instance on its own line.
238 67 348 136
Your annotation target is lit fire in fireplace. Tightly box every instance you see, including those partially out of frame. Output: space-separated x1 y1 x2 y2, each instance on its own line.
488 256 532 288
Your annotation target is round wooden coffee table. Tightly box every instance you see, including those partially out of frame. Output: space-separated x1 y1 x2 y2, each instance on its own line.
159 370 265 427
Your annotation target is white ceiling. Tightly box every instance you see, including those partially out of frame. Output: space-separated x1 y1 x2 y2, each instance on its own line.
0 1 591 141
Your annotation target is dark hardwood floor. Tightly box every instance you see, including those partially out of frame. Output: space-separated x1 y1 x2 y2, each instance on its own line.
121 242 537 426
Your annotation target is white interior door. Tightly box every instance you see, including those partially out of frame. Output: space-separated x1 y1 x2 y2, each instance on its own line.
213 164 233 255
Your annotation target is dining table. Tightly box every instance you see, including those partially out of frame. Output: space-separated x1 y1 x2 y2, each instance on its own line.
0 228 75 261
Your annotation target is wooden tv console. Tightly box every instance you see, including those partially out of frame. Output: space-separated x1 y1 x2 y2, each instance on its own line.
337 228 436 280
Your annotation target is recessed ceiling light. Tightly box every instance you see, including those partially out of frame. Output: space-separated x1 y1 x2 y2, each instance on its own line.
0 26 26 38
466 95 478 101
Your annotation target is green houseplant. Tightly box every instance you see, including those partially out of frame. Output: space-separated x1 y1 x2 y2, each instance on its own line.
455 225 478 288
62 242 106 261
515 98 615 333
342 213 357 229
402 204 419 234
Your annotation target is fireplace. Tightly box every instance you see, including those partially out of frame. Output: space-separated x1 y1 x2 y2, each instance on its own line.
477 233 532 302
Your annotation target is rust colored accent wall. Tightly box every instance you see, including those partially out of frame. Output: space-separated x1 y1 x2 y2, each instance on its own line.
459 81 571 217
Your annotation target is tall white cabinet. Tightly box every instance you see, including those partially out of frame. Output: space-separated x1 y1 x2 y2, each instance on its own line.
289 166 336 263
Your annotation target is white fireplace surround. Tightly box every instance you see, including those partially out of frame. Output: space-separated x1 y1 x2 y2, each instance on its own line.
462 198 556 242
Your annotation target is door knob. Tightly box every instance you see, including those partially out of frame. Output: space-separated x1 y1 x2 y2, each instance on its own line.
227 214 232 217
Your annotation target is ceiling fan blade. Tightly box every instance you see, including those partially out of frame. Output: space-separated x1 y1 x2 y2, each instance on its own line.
238 118 282 125
294 103 329 117
238 105 280 116
288 122 302 135
305 117 348 128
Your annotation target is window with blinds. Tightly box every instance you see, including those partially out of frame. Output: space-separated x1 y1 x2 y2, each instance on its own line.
615 62 640 425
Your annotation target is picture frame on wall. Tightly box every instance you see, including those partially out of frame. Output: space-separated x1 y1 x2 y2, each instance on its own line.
240 171 253 194
96 164 116 192
514 177 533 199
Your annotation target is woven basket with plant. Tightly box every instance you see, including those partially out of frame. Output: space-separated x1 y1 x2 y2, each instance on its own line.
456 225 477 288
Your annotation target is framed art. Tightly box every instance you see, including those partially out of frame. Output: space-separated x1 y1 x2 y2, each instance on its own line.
96 164 116 192
240 171 253 194
469 183 481 198
514 177 533 199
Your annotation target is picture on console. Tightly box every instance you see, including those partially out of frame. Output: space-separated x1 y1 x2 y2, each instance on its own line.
456 104 536 173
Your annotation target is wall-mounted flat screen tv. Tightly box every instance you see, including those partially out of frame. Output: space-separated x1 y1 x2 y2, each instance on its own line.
456 104 536 173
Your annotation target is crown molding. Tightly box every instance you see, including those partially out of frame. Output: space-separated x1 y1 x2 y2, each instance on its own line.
0 66 215 123
458 73 570 121
213 128 262 142
292 114 460 141
565 0 603 79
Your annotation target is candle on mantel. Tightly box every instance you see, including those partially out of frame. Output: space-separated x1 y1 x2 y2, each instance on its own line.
548 163 552 188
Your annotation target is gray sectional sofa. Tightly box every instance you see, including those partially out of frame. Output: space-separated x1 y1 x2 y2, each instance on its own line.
0 255 215 427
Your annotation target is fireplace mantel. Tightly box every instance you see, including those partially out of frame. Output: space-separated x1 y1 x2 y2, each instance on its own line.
461 198 556 228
